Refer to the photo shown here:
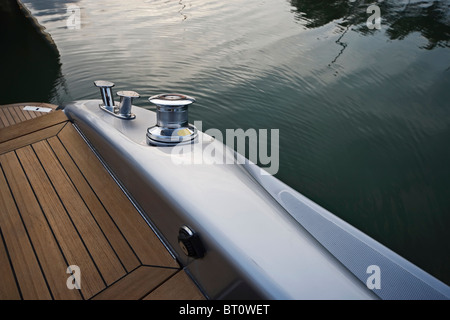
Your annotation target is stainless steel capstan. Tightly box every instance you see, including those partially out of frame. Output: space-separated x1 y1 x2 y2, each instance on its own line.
146 93 197 146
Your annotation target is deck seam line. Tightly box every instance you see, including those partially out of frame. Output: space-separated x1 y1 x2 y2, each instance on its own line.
0 159 54 299
141 269 181 299
0 113 67 145
45 138 129 274
11 106 27 122
4 108 19 124
54 132 143 266
12 149 85 300
29 143 108 288
87 264 143 300
71 123 178 262
9 107 26 123
140 264 180 270
16 106 30 122
15 106 32 121
137 268 181 300
2 108 16 126
0 109 7 128
0 122 67 156
0 225 23 300
0 108 11 127
54 120 69 136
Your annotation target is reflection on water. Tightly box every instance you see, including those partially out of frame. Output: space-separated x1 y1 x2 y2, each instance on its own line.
291 0 450 49
3 0 450 284
0 0 64 104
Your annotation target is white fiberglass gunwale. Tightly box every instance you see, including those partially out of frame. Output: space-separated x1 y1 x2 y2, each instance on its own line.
63 100 450 300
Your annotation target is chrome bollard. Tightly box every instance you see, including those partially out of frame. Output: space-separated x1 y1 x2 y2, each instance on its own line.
94 81 138 120
94 80 115 111
117 91 140 119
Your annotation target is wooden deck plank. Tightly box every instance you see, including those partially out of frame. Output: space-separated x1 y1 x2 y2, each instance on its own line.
26 103 57 118
0 122 66 155
6 107 21 125
0 110 6 129
0 151 82 300
47 136 141 273
0 104 205 300
0 227 21 300
7 107 22 124
0 107 15 126
8 107 25 124
14 106 33 121
0 110 67 144
0 164 52 300
10 106 28 123
92 266 176 300
32 140 127 285
0 103 57 121
143 270 205 300
19 106 37 119
0 108 12 128
0 102 57 129
22 108 36 120
18 107 33 121
15 145 105 299
57 125 179 268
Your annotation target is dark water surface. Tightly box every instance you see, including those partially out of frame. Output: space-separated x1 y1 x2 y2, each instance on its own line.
1 0 449 285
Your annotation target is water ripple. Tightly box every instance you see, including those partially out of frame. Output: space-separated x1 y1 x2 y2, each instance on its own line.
17 0 450 284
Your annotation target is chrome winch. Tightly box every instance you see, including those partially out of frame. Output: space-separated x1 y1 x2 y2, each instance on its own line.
146 93 198 146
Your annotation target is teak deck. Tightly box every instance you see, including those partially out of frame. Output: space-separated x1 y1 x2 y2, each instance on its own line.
0 103 204 300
